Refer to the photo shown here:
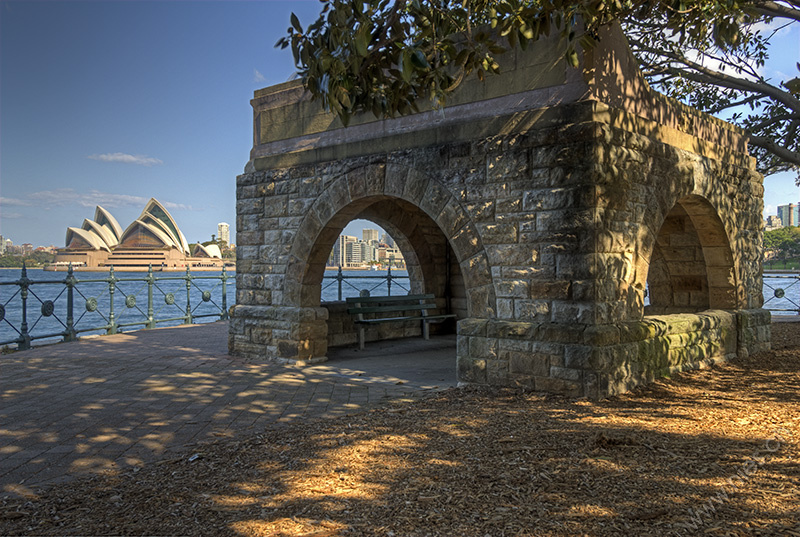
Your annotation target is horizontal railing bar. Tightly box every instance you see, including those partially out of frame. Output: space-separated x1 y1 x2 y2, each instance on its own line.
154 316 194 324
29 331 68 341
117 321 149 329
75 326 112 335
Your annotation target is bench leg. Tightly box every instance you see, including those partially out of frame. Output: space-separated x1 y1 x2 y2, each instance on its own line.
422 320 430 340
358 326 365 350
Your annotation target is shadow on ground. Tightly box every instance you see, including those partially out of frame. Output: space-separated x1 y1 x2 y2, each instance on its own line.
1 326 798 536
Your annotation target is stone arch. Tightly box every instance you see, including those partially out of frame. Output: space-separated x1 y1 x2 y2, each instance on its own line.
279 163 494 355
641 194 738 314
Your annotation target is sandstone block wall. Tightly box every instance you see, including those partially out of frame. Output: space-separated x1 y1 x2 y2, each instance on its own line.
231 23 770 398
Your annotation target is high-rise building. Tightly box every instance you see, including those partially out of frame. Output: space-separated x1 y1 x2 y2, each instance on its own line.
0 235 5 255
217 222 230 246
381 233 394 248
332 235 357 267
777 204 799 227
765 215 783 231
363 228 380 244
346 241 363 265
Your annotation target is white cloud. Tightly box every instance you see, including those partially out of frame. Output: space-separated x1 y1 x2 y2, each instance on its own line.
0 197 32 207
0 211 24 219
25 189 193 210
254 69 266 83
87 152 164 166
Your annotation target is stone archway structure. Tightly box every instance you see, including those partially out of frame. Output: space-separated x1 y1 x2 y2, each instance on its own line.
230 23 770 398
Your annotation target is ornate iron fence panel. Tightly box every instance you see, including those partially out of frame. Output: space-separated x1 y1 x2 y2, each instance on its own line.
321 266 410 301
0 265 232 351
762 272 800 315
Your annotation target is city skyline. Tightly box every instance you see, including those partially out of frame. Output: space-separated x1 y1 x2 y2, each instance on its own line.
2 1 798 247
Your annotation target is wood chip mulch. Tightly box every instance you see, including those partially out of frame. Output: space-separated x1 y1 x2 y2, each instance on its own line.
2 324 799 537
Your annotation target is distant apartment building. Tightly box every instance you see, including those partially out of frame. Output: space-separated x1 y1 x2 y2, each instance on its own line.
381 233 394 248
765 215 783 231
332 235 357 267
363 228 380 244
777 203 799 227
346 241 363 265
378 246 405 268
0 235 5 255
217 222 230 246
327 229 408 268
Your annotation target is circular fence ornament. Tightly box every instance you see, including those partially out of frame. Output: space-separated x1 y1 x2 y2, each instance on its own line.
165 293 175 305
125 295 136 308
41 300 55 317
85 297 98 312
201 291 212 302
0 304 5 322
775 288 786 299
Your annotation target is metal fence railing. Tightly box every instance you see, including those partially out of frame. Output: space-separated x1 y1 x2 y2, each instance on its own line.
0 264 232 351
321 266 410 301
763 272 800 315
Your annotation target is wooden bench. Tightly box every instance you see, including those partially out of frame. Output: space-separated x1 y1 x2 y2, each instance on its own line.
346 294 456 350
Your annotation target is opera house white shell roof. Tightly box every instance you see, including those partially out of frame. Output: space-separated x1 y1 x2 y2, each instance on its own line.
64 198 191 255
192 243 222 259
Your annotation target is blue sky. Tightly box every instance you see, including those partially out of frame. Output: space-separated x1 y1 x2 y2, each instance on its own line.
0 1 797 248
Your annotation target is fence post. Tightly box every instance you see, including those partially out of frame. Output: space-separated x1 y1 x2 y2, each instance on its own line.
337 265 343 301
387 263 392 296
17 263 31 351
220 266 229 320
107 266 118 334
184 266 192 325
146 264 156 329
63 264 77 342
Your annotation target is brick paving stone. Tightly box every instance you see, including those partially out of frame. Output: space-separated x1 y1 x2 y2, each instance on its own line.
0 321 455 497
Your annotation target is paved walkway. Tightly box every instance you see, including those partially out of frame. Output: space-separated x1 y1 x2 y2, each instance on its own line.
0 322 456 498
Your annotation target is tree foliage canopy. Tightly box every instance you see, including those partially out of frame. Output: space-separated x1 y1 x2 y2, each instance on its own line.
764 226 800 262
277 0 799 177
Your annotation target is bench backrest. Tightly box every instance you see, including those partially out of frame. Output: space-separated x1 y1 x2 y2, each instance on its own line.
346 294 436 315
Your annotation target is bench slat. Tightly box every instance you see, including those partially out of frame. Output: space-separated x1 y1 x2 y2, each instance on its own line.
345 294 434 304
355 313 456 324
347 303 435 314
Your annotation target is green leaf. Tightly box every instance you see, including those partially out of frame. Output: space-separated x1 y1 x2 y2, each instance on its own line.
355 27 369 56
784 77 800 94
567 48 579 68
290 12 303 33
520 23 534 40
411 50 429 69
401 49 413 83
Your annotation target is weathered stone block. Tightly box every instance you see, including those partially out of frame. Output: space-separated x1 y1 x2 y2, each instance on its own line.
509 352 550 376
514 299 551 322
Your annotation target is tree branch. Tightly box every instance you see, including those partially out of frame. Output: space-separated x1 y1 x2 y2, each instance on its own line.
748 113 800 131
749 134 800 167
750 0 800 22
642 47 800 113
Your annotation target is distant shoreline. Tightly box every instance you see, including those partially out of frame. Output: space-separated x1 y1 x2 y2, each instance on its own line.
324 266 405 271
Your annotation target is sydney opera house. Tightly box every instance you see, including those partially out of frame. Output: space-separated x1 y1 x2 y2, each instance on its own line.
47 198 227 271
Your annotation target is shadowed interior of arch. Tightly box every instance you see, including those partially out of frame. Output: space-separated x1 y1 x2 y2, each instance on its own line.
645 195 738 315
299 196 465 353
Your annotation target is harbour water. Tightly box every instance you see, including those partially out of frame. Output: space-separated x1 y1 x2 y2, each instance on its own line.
0 268 235 347
0 268 410 347
0 268 795 348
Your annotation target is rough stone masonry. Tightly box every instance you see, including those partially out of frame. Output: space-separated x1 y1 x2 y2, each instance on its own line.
230 23 770 399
